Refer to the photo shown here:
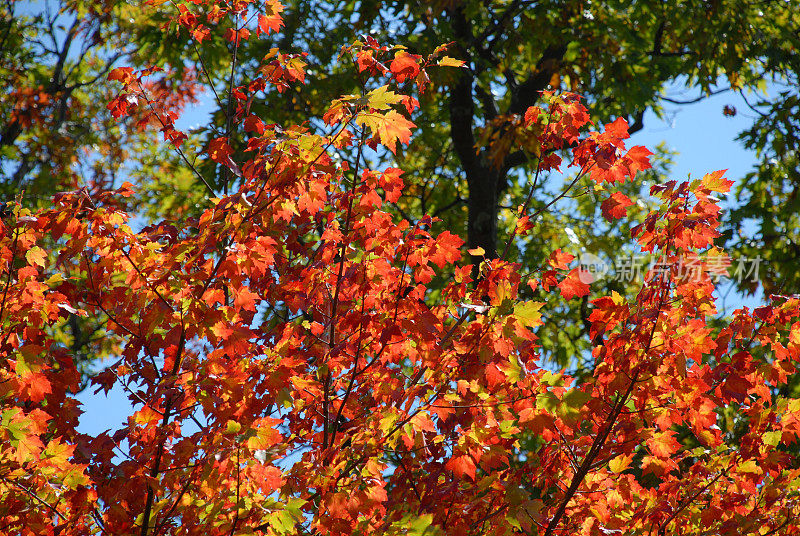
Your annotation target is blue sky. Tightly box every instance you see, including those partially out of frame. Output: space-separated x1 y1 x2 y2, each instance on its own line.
76 84 765 436
637 86 758 188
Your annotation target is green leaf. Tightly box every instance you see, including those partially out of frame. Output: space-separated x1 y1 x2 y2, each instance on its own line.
562 388 591 409
514 301 543 327
225 420 241 434
536 392 559 412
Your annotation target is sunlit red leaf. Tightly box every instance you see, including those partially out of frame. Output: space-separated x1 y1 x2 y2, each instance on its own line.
390 51 421 83
558 268 591 300
207 136 232 163
601 192 634 221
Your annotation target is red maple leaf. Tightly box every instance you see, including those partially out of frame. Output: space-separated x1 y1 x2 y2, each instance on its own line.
208 137 232 164
625 145 653 176
603 116 630 140
558 268 591 300
548 249 575 270
446 454 477 480
390 51 421 83
601 192 634 221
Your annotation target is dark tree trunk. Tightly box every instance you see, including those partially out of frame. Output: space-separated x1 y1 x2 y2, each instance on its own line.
446 7 567 275
448 69 500 273
466 164 499 261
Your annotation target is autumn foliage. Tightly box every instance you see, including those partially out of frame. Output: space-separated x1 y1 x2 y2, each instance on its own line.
3 2 800 536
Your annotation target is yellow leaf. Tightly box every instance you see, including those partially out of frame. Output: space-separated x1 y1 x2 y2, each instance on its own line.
608 454 633 473
362 85 403 110
514 301 543 327
225 420 242 434
25 246 46 267
738 460 761 474
438 57 465 67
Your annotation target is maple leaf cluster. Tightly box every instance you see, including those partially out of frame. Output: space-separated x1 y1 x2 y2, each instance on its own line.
4 2 800 536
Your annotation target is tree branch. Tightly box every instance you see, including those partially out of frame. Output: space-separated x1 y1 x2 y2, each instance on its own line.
508 44 567 115
448 9 478 172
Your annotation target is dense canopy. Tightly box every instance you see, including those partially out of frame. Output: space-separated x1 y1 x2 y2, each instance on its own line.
2 1 800 535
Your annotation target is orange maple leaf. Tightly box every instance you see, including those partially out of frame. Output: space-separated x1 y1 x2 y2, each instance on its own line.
357 110 415 154
257 0 284 35
647 431 681 458
390 51 421 83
